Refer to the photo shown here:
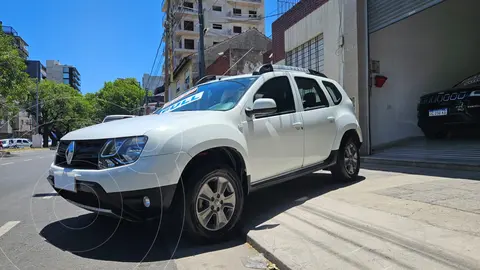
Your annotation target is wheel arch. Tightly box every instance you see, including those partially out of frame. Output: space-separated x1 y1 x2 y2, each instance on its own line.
333 124 363 150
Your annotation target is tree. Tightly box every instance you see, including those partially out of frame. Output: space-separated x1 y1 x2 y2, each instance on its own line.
0 29 33 124
95 78 145 119
26 80 93 147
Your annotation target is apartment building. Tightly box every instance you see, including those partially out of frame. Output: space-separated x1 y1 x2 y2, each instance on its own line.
1 24 29 59
46 60 81 91
162 0 265 75
142 74 165 94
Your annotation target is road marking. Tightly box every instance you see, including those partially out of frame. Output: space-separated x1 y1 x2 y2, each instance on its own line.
38 156 44 159
0 221 20 238
24 159 32 161
0 162 13 166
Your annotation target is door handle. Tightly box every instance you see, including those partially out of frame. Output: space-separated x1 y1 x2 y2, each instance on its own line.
293 122 303 130
327 116 335 123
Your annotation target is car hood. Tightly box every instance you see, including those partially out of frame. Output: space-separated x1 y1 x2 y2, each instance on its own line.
61 111 227 140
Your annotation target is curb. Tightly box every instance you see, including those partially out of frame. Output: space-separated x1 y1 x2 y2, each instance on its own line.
361 157 480 172
0 150 11 156
244 232 291 270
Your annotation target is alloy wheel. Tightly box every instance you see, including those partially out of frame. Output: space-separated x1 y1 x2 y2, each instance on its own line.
195 176 236 231
344 142 358 175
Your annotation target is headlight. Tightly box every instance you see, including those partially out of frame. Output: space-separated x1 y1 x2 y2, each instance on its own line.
98 136 148 169
470 90 480 97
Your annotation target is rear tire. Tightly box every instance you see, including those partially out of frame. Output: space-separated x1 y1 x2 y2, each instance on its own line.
182 164 244 243
331 137 360 182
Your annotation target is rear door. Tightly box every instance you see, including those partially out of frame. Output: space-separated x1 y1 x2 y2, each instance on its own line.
292 76 337 166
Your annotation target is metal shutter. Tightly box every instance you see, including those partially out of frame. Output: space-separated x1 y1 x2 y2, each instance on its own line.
285 34 324 72
368 0 445 33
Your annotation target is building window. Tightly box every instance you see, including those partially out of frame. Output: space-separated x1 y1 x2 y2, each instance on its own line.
233 26 242 34
248 10 257 17
63 67 69 73
286 34 324 72
212 5 222 11
63 79 69 84
63 73 69 79
183 2 194 9
233 8 241 15
184 20 194 31
176 81 181 93
184 39 195 49
213 23 222 30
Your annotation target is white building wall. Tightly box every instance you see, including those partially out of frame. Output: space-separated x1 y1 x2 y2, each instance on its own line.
369 0 480 148
284 0 342 85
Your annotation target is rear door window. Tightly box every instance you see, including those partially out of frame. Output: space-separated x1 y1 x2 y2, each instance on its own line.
294 77 329 110
322 81 342 105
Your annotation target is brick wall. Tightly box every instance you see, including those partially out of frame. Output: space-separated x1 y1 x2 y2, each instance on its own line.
207 48 265 76
272 0 328 63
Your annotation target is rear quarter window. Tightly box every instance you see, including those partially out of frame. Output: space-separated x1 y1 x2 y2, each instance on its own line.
322 81 342 105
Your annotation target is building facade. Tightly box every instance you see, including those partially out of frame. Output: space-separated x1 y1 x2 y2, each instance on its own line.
168 29 271 99
142 74 165 94
271 0 480 158
46 60 81 91
1 24 29 59
162 0 265 90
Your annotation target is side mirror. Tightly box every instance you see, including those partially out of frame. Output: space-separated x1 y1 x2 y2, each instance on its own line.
246 98 277 117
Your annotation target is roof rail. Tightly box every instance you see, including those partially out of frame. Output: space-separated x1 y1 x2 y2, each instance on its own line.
252 64 327 78
195 75 230 86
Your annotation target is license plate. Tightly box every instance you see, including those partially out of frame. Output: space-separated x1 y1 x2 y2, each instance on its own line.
54 169 77 192
428 108 447 117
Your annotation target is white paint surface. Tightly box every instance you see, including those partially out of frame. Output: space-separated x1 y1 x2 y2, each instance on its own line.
0 221 20 238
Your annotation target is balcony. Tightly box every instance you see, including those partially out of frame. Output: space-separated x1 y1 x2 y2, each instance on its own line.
225 12 262 23
205 28 234 37
226 0 262 6
174 24 199 37
174 6 198 18
174 42 196 55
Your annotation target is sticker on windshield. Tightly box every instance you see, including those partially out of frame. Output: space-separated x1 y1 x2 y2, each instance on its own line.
160 91 204 113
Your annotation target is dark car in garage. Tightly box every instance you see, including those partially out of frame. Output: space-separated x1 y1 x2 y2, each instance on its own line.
417 72 480 139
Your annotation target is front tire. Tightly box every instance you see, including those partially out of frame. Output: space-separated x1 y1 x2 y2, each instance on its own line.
183 165 244 243
331 137 360 182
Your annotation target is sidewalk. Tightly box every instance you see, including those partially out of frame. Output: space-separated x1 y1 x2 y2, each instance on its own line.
242 166 480 270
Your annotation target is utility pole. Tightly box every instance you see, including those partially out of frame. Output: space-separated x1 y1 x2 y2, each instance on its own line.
164 0 171 102
198 0 206 78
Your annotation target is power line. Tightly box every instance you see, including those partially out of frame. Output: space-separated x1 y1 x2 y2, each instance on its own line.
209 12 286 24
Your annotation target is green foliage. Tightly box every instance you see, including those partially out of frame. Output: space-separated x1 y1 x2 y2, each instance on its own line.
95 78 144 118
0 30 33 123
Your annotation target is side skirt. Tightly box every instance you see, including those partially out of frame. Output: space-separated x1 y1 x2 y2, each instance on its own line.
249 150 338 192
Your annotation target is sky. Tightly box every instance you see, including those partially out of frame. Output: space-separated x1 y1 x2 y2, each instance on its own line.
1 0 277 94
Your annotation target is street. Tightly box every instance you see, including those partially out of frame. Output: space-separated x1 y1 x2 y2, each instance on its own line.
0 149 267 270
2 150 480 269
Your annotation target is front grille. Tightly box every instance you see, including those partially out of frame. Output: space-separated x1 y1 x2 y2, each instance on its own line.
420 91 470 105
55 139 107 169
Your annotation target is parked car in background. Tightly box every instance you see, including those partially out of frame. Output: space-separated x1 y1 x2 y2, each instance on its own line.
418 72 480 139
102 115 136 123
10 138 32 148
1 139 17 148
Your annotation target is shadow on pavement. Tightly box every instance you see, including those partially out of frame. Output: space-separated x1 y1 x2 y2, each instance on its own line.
39 172 364 263
361 163 480 181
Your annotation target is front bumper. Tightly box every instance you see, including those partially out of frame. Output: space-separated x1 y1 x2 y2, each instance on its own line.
47 152 192 221
47 175 177 221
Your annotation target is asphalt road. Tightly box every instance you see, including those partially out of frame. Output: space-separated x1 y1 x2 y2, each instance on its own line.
0 149 267 270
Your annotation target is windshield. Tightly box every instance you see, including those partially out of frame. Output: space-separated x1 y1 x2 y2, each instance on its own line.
156 76 258 114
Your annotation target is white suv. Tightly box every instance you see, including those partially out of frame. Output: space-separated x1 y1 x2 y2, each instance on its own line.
48 64 362 242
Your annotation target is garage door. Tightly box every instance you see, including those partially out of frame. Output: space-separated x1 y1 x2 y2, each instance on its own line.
368 0 445 33
285 34 324 72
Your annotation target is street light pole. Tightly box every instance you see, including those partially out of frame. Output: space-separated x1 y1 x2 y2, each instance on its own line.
35 64 39 134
